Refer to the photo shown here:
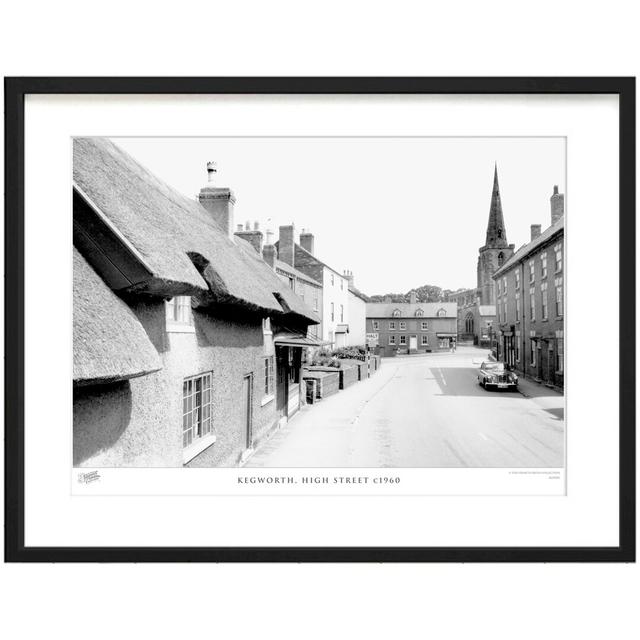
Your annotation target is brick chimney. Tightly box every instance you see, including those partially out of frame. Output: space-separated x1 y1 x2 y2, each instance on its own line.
262 244 276 269
530 224 542 241
550 185 565 225
409 291 417 304
300 228 315 254
198 162 236 238
278 224 295 267
343 269 354 288
234 220 263 254
265 229 274 246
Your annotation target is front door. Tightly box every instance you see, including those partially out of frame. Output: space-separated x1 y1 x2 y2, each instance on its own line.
409 335 417 351
276 346 288 419
242 374 253 449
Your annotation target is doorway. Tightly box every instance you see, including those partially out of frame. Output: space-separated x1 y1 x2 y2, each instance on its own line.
409 335 417 351
242 373 253 449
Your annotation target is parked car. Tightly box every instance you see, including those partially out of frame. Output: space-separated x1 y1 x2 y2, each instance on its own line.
477 361 518 390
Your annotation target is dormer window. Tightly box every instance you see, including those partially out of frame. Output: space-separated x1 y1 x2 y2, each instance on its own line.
415 309 424 317
436 308 447 317
392 309 401 317
166 296 195 333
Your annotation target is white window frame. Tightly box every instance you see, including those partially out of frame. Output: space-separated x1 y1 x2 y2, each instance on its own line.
389 335 396 345
554 243 563 273
399 334 407 345
388 321 396 330
421 334 429 346
421 321 428 330
166 296 195 333
261 355 275 406
541 253 548 279
555 277 563 316
182 371 215 464
529 260 535 283
372 320 379 330
529 287 536 321
399 321 406 330
541 282 548 320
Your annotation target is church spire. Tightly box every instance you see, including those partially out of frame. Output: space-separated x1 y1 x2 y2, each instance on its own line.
484 162 508 247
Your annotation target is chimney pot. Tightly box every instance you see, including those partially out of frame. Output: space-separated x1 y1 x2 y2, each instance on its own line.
254 221 259 231
198 162 236 237
278 224 296 267
265 229 274 245
300 229 315 255
550 186 565 225
206 161 217 185
262 244 276 269
237 224 244 232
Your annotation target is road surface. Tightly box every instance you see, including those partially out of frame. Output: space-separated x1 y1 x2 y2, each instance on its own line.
246 346 565 468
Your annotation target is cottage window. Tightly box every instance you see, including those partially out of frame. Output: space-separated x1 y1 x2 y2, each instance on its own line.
389 335 396 345
263 356 275 398
399 335 407 345
166 296 194 332
555 277 563 316
421 321 428 331
182 372 213 462
388 321 396 330
372 320 379 330
541 282 548 320
541 253 548 279
399 321 406 330
421 335 429 346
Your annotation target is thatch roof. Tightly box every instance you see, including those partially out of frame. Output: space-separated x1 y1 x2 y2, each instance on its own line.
74 138 315 320
73 247 162 384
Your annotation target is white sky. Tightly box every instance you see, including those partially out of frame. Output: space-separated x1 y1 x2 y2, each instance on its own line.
113 137 565 295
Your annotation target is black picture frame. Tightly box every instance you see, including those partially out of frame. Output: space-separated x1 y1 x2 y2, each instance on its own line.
4 77 635 563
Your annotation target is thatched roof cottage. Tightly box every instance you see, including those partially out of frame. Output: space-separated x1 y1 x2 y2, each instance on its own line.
73 138 320 467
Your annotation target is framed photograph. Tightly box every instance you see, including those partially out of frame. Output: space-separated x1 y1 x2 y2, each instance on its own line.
5 77 635 562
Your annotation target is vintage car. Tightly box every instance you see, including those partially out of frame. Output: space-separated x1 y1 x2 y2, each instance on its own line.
477 361 518 390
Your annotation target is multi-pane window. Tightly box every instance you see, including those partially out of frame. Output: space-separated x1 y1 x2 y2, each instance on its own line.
515 330 521 362
436 309 446 317
515 292 521 320
372 320 379 330
399 335 407 345
340 304 344 323
555 277 563 316
399 321 406 330
529 287 536 321
388 321 396 330
439 338 449 349
392 309 401 317
182 372 212 449
166 296 193 325
541 282 548 320
389 335 396 345
529 260 535 282
421 335 429 346
541 253 548 279
415 309 424 317
554 243 563 273
503 276 507 294
421 321 428 330
264 356 274 397
515 269 520 289
331 302 334 321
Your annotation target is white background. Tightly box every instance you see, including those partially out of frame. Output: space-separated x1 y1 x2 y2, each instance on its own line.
1 2 638 639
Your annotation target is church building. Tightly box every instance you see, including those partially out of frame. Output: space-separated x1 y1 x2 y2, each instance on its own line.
450 164 514 345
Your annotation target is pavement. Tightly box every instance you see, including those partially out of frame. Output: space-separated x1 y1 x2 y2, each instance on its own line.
245 346 565 468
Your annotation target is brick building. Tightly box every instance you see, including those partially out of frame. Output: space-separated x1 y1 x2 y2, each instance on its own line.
492 186 565 388
366 296 457 357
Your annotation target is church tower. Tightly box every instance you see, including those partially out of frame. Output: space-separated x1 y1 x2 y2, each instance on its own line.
476 164 515 305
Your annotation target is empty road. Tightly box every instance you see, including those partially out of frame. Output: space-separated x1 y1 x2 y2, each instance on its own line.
246 346 565 468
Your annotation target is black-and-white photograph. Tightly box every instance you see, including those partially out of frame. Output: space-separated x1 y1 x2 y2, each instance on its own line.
73 136 565 469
